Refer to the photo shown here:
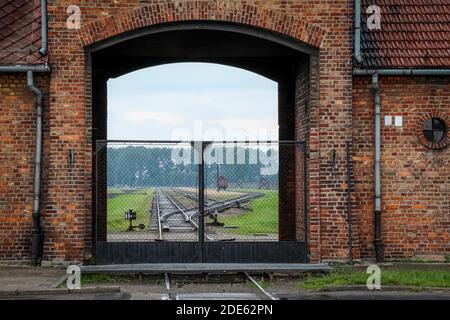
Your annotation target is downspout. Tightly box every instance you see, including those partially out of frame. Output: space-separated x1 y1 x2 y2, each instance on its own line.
39 0 48 56
346 141 353 263
372 74 384 262
354 0 362 63
27 71 44 266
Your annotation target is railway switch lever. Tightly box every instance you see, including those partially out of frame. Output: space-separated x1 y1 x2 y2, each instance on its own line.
125 209 145 232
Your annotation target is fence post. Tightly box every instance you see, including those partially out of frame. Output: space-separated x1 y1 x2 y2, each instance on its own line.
197 141 206 262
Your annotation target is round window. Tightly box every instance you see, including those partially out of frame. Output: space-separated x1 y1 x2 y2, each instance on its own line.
417 113 450 150
423 118 447 143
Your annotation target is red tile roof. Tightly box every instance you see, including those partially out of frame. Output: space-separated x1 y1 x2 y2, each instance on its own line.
0 0 45 65
360 0 450 68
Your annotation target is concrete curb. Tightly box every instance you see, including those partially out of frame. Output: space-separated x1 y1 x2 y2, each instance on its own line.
336 263 450 271
319 285 450 292
0 286 121 298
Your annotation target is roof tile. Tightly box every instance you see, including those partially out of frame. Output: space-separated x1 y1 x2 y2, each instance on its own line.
0 0 45 66
360 0 450 68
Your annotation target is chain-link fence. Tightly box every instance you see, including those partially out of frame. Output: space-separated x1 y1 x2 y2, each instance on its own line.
95 141 307 244
96 141 199 242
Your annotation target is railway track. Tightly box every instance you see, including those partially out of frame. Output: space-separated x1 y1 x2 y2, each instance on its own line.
180 189 264 214
181 190 264 216
150 188 200 241
150 188 264 241
180 190 221 207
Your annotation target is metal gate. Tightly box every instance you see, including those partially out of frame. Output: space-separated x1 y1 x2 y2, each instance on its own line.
94 141 307 264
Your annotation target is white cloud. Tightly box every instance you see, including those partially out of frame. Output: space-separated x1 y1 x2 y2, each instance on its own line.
107 64 279 141
219 119 278 131
124 111 186 125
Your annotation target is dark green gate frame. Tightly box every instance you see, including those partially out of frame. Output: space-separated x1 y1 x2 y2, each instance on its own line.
94 140 308 264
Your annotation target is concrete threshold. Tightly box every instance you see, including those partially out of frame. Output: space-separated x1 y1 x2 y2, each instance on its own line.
0 286 121 298
81 263 332 274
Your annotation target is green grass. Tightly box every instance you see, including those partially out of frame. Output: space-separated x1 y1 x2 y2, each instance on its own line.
218 190 278 235
299 269 450 290
107 187 126 194
107 188 154 231
81 273 159 285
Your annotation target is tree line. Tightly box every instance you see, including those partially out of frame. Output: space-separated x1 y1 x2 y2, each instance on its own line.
103 145 279 189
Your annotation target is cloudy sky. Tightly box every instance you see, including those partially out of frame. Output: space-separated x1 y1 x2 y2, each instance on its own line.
107 63 278 141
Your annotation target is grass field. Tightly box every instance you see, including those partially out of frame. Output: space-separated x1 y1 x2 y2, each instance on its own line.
218 189 279 235
299 269 450 290
107 188 154 232
105 187 278 235
205 189 247 201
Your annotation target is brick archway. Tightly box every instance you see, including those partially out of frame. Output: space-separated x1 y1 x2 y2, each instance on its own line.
36 0 356 266
80 1 325 265
78 1 325 49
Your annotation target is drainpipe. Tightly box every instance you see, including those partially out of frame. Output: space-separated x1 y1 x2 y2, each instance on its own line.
0 65 50 73
354 0 362 63
39 0 48 56
346 141 353 263
27 71 44 266
372 74 384 262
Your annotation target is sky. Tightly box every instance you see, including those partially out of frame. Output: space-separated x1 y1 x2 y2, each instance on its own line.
107 63 278 141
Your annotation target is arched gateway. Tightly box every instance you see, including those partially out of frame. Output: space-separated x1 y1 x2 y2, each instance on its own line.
41 0 353 265
2 0 448 267
81 3 320 264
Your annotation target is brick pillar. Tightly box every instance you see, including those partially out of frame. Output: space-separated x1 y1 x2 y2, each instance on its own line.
295 57 311 242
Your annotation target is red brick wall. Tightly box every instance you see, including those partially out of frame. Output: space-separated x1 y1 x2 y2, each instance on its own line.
1 0 355 264
47 0 353 264
0 74 50 262
1 1 448 264
353 76 450 261
294 57 310 244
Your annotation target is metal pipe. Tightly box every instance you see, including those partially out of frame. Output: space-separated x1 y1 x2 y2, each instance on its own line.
156 191 163 241
39 0 48 56
346 141 353 263
27 71 44 266
354 0 362 63
372 74 384 262
354 69 450 76
0 64 50 73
